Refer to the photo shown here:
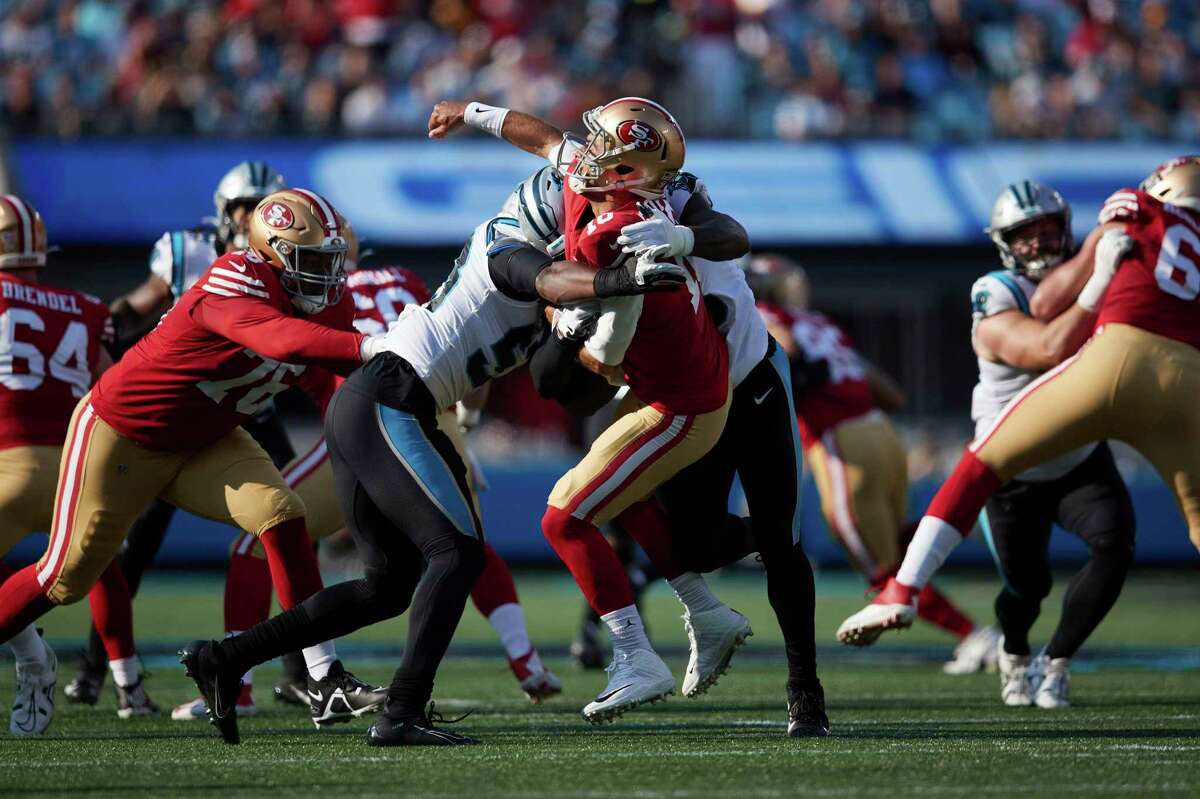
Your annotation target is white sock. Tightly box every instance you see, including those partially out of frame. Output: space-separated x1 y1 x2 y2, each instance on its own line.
896 516 963 590
8 624 48 670
303 641 337 681
225 631 254 685
488 603 533 661
109 656 140 688
601 605 650 654
668 572 721 615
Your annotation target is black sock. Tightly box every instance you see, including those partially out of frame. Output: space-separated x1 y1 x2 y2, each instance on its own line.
386 669 433 719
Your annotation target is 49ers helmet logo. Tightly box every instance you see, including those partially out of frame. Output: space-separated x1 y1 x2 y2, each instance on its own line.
260 201 294 230
617 120 662 152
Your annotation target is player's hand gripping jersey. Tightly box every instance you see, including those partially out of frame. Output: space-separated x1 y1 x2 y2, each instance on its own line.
563 188 728 413
1096 189 1200 348
90 250 362 450
348 266 432 336
0 273 112 449
758 303 873 449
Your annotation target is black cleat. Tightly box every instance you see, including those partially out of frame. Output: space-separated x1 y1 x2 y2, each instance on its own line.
570 620 606 670
64 665 105 706
179 640 242 744
308 661 387 727
787 682 830 738
115 678 160 719
274 677 308 707
367 701 479 747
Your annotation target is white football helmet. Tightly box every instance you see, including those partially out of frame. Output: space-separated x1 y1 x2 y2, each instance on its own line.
214 161 287 250
515 166 565 256
986 180 1073 280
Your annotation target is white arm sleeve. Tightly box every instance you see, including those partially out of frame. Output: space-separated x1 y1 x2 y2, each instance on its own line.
584 295 643 369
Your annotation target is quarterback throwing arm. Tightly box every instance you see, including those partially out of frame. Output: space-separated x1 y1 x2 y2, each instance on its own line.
839 159 1200 649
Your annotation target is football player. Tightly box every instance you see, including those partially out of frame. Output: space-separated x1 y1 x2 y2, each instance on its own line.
837 159 1200 702
171 220 561 721
959 181 1135 707
746 253 997 673
512 168 830 735
0 195 155 733
430 97 756 724
0 189 387 744
65 161 304 708
176 183 684 745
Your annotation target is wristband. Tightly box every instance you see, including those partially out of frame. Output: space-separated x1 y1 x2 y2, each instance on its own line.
464 102 510 138
592 266 634 299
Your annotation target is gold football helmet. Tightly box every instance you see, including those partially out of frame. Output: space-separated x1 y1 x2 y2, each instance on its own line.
249 188 348 313
338 215 360 271
744 253 810 311
0 195 48 269
570 97 686 198
1140 156 1200 211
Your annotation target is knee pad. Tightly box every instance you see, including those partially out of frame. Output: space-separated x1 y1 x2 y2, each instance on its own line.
1087 528 1135 563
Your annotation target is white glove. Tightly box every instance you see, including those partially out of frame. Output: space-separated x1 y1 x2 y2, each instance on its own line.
456 402 482 431
616 204 695 260
360 335 387 361
1077 229 1133 312
552 304 600 341
633 249 688 287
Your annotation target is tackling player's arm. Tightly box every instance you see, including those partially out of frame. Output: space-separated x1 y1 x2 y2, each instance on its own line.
190 293 367 372
975 303 1095 372
488 238 681 306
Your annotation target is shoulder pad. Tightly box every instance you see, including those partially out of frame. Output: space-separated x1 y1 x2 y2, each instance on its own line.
972 271 1030 318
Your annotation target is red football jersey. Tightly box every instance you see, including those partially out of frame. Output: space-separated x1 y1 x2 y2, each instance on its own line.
348 265 431 335
563 187 728 414
759 302 875 449
90 250 363 451
0 273 113 450
1096 189 1200 351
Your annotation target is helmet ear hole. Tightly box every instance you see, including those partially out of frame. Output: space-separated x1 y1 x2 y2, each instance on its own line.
615 165 635 175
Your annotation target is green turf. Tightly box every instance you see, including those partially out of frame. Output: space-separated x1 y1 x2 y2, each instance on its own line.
2 570 1198 798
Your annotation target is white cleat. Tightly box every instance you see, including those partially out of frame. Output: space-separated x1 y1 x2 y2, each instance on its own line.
171 686 257 721
836 602 915 647
681 606 753 697
10 635 57 736
943 624 1002 675
1033 656 1070 709
998 642 1033 707
582 648 674 724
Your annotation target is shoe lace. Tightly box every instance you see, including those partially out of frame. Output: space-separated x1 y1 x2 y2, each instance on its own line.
425 700 472 726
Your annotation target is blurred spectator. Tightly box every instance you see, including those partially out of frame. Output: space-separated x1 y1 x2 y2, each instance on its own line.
1 0 1199 141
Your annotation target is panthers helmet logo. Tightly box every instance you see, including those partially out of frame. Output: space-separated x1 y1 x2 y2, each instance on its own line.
617 120 662 152
260 201 294 230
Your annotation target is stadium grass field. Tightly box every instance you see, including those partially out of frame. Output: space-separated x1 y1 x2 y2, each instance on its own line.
2 569 1197 798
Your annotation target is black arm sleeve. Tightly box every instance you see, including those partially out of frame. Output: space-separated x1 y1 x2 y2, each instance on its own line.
487 239 553 301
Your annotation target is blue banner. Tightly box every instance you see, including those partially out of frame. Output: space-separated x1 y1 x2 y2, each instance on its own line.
9 139 1184 246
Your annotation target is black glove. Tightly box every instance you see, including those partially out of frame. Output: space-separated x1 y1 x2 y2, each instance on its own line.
592 257 687 298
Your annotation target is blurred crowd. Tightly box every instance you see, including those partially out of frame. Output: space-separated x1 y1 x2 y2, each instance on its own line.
2 0 1199 141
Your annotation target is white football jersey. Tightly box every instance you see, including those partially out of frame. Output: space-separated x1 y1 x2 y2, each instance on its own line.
665 177 767 388
149 225 220 298
970 269 1096 481
377 215 542 409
